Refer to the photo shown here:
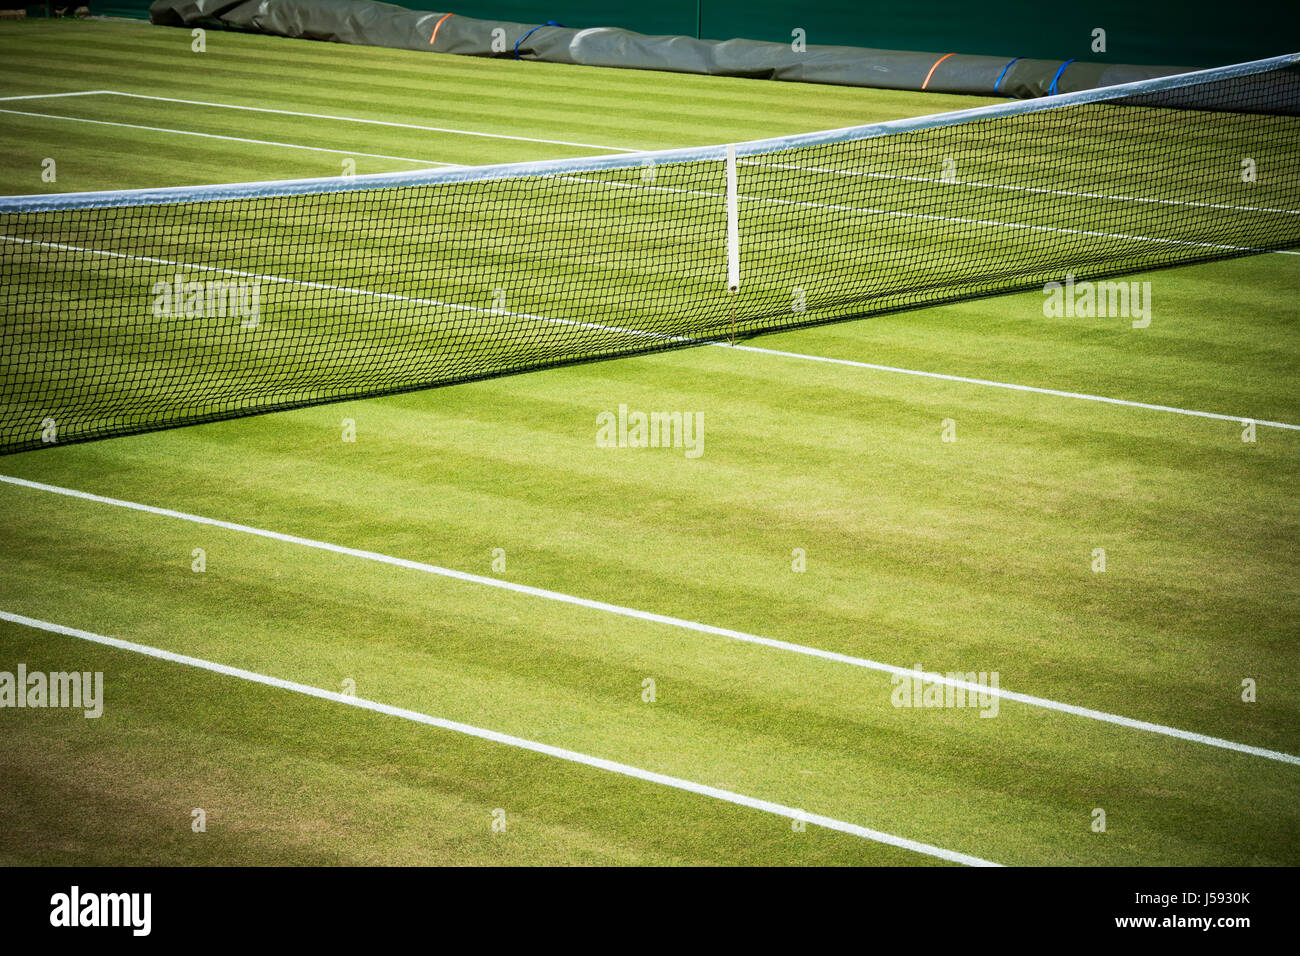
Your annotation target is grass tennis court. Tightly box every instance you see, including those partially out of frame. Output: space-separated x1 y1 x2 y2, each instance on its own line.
0 18 1297 866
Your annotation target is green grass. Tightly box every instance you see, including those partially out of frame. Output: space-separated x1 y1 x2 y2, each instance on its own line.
0 18 1297 866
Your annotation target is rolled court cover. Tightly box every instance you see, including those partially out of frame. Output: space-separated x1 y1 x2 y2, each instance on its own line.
148 0 1183 97
1 55 1299 452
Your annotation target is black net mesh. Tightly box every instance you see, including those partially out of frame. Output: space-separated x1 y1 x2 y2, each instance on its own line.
2 62 1298 452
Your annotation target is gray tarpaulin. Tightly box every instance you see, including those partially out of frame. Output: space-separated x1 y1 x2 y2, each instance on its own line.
149 0 1187 97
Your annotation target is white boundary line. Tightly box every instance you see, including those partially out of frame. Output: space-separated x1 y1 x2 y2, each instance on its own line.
0 609 995 866
4 233 1295 432
0 234 606 327
1 473 1296 767
99 91 641 153
585 174 1300 258
741 159 1300 219
728 344 1300 431
0 107 454 167
0 91 110 102
0 89 638 153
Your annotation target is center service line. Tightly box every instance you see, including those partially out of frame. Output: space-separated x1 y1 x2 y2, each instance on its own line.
1 473 1297 767
0 610 996 866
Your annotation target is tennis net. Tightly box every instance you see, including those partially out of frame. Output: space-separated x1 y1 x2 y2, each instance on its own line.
2 54 1298 453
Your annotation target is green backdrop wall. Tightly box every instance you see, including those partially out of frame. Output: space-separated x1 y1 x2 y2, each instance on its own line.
91 0 1300 67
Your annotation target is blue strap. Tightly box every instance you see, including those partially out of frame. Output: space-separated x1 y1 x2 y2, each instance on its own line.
993 57 1020 94
515 20 564 59
1048 59 1076 96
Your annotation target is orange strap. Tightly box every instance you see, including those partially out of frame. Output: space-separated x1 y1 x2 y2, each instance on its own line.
429 12 453 46
921 52 955 90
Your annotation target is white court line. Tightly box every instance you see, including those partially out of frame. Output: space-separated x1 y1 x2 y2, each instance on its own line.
4 233 1295 432
585 174 1300 257
0 234 691 338
0 90 110 102
0 234 614 330
756 192 1300 258
95 90 640 153
741 158 1300 219
1 473 1296 768
0 108 454 167
728 344 1300 431
0 609 993 866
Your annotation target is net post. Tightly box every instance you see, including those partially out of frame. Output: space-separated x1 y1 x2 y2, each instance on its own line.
726 144 740 344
